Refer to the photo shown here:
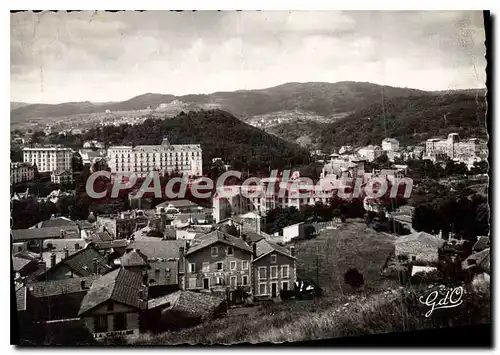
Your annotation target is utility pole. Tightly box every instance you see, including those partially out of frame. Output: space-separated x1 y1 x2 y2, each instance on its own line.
316 246 319 290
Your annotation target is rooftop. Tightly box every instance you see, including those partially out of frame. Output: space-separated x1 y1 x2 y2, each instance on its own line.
119 249 149 267
28 275 98 298
147 290 224 319
186 230 252 256
254 239 295 262
78 268 147 315
395 231 445 248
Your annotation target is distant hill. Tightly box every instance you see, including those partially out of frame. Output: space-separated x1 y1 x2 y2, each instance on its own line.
78 109 311 172
10 102 32 110
11 81 428 122
265 119 328 148
318 92 488 152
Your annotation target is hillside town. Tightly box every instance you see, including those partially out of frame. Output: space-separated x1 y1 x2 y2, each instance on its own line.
10 10 489 347
11 127 490 344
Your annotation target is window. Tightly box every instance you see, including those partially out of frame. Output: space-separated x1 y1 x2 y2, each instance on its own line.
189 263 196 273
281 281 289 291
94 315 108 333
46 243 53 249
258 267 267 280
215 276 224 285
227 246 233 256
113 313 127 331
271 254 277 264
259 283 267 295
242 260 249 270
202 262 209 272
270 266 278 279
412 256 417 261
75 243 80 250
230 261 237 271
242 275 248 285
211 247 218 257
281 265 290 279
217 262 224 271
230 276 237 288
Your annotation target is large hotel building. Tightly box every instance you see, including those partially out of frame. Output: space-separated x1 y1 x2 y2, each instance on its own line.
22 146 73 173
107 137 203 178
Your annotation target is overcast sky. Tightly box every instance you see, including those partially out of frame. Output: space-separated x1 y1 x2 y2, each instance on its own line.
11 11 486 104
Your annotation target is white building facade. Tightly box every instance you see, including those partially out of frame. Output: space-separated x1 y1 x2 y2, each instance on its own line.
107 138 203 178
23 147 72 173
10 162 36 184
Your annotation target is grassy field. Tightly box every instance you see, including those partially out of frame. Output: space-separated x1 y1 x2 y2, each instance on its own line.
133 282 490 345
294 219 398 297
129 220 490 345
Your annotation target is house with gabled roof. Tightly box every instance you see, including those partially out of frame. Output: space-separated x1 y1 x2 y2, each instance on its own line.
182 230 253 293
395 231 445 264
26 275 98 321
78 268 148 340
252 239 296 299
38 244 112 281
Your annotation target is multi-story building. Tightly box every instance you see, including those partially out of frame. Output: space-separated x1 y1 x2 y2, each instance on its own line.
382 138 400 152
182 230 253 292
252 240 296 298
357 145 383 162
11 162 36 185
424 133 485 163
50 169 74 185
23 146 72 173
107 137 202 178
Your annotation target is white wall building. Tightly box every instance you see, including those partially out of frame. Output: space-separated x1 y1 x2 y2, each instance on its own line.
357 145 383 162
23 146 72 173
107 137 202 178
424 133 484 164
382 138 400 152
11 162 36 185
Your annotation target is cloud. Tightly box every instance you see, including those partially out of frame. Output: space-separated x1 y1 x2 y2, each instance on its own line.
10 11 486 103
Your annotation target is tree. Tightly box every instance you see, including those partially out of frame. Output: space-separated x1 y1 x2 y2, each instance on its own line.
344 268 364 291
30 131 46 145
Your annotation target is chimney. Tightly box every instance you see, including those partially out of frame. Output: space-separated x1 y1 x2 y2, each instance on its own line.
290 245 296 257
93 258 98 274
253 243 257 258
80 280 86 289
50 253 56 268
64 247 69 259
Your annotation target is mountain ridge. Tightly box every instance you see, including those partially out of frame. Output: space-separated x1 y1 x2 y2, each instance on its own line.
12 81 484 122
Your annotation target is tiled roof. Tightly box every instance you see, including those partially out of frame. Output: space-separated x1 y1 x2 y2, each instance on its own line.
147 290 224 319
34 217 77 229
147 260 178 286
93 239 130 250
395 231 445 248
473 236 490 252
87 230 113 243
186 230 252 256
43 238 86 251
16 287 27 312
42 245 112 277
12 227 66 241
28 275 98 298
120 249 149 267
253 239 295 262
78 268 147 315
75 220 95 230
12 256 36 272
128 240 187 260
463 248 490 273
242 231 266 244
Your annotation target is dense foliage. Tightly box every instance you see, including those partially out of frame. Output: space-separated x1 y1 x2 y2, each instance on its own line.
72 109 311 172
318 92 487 151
